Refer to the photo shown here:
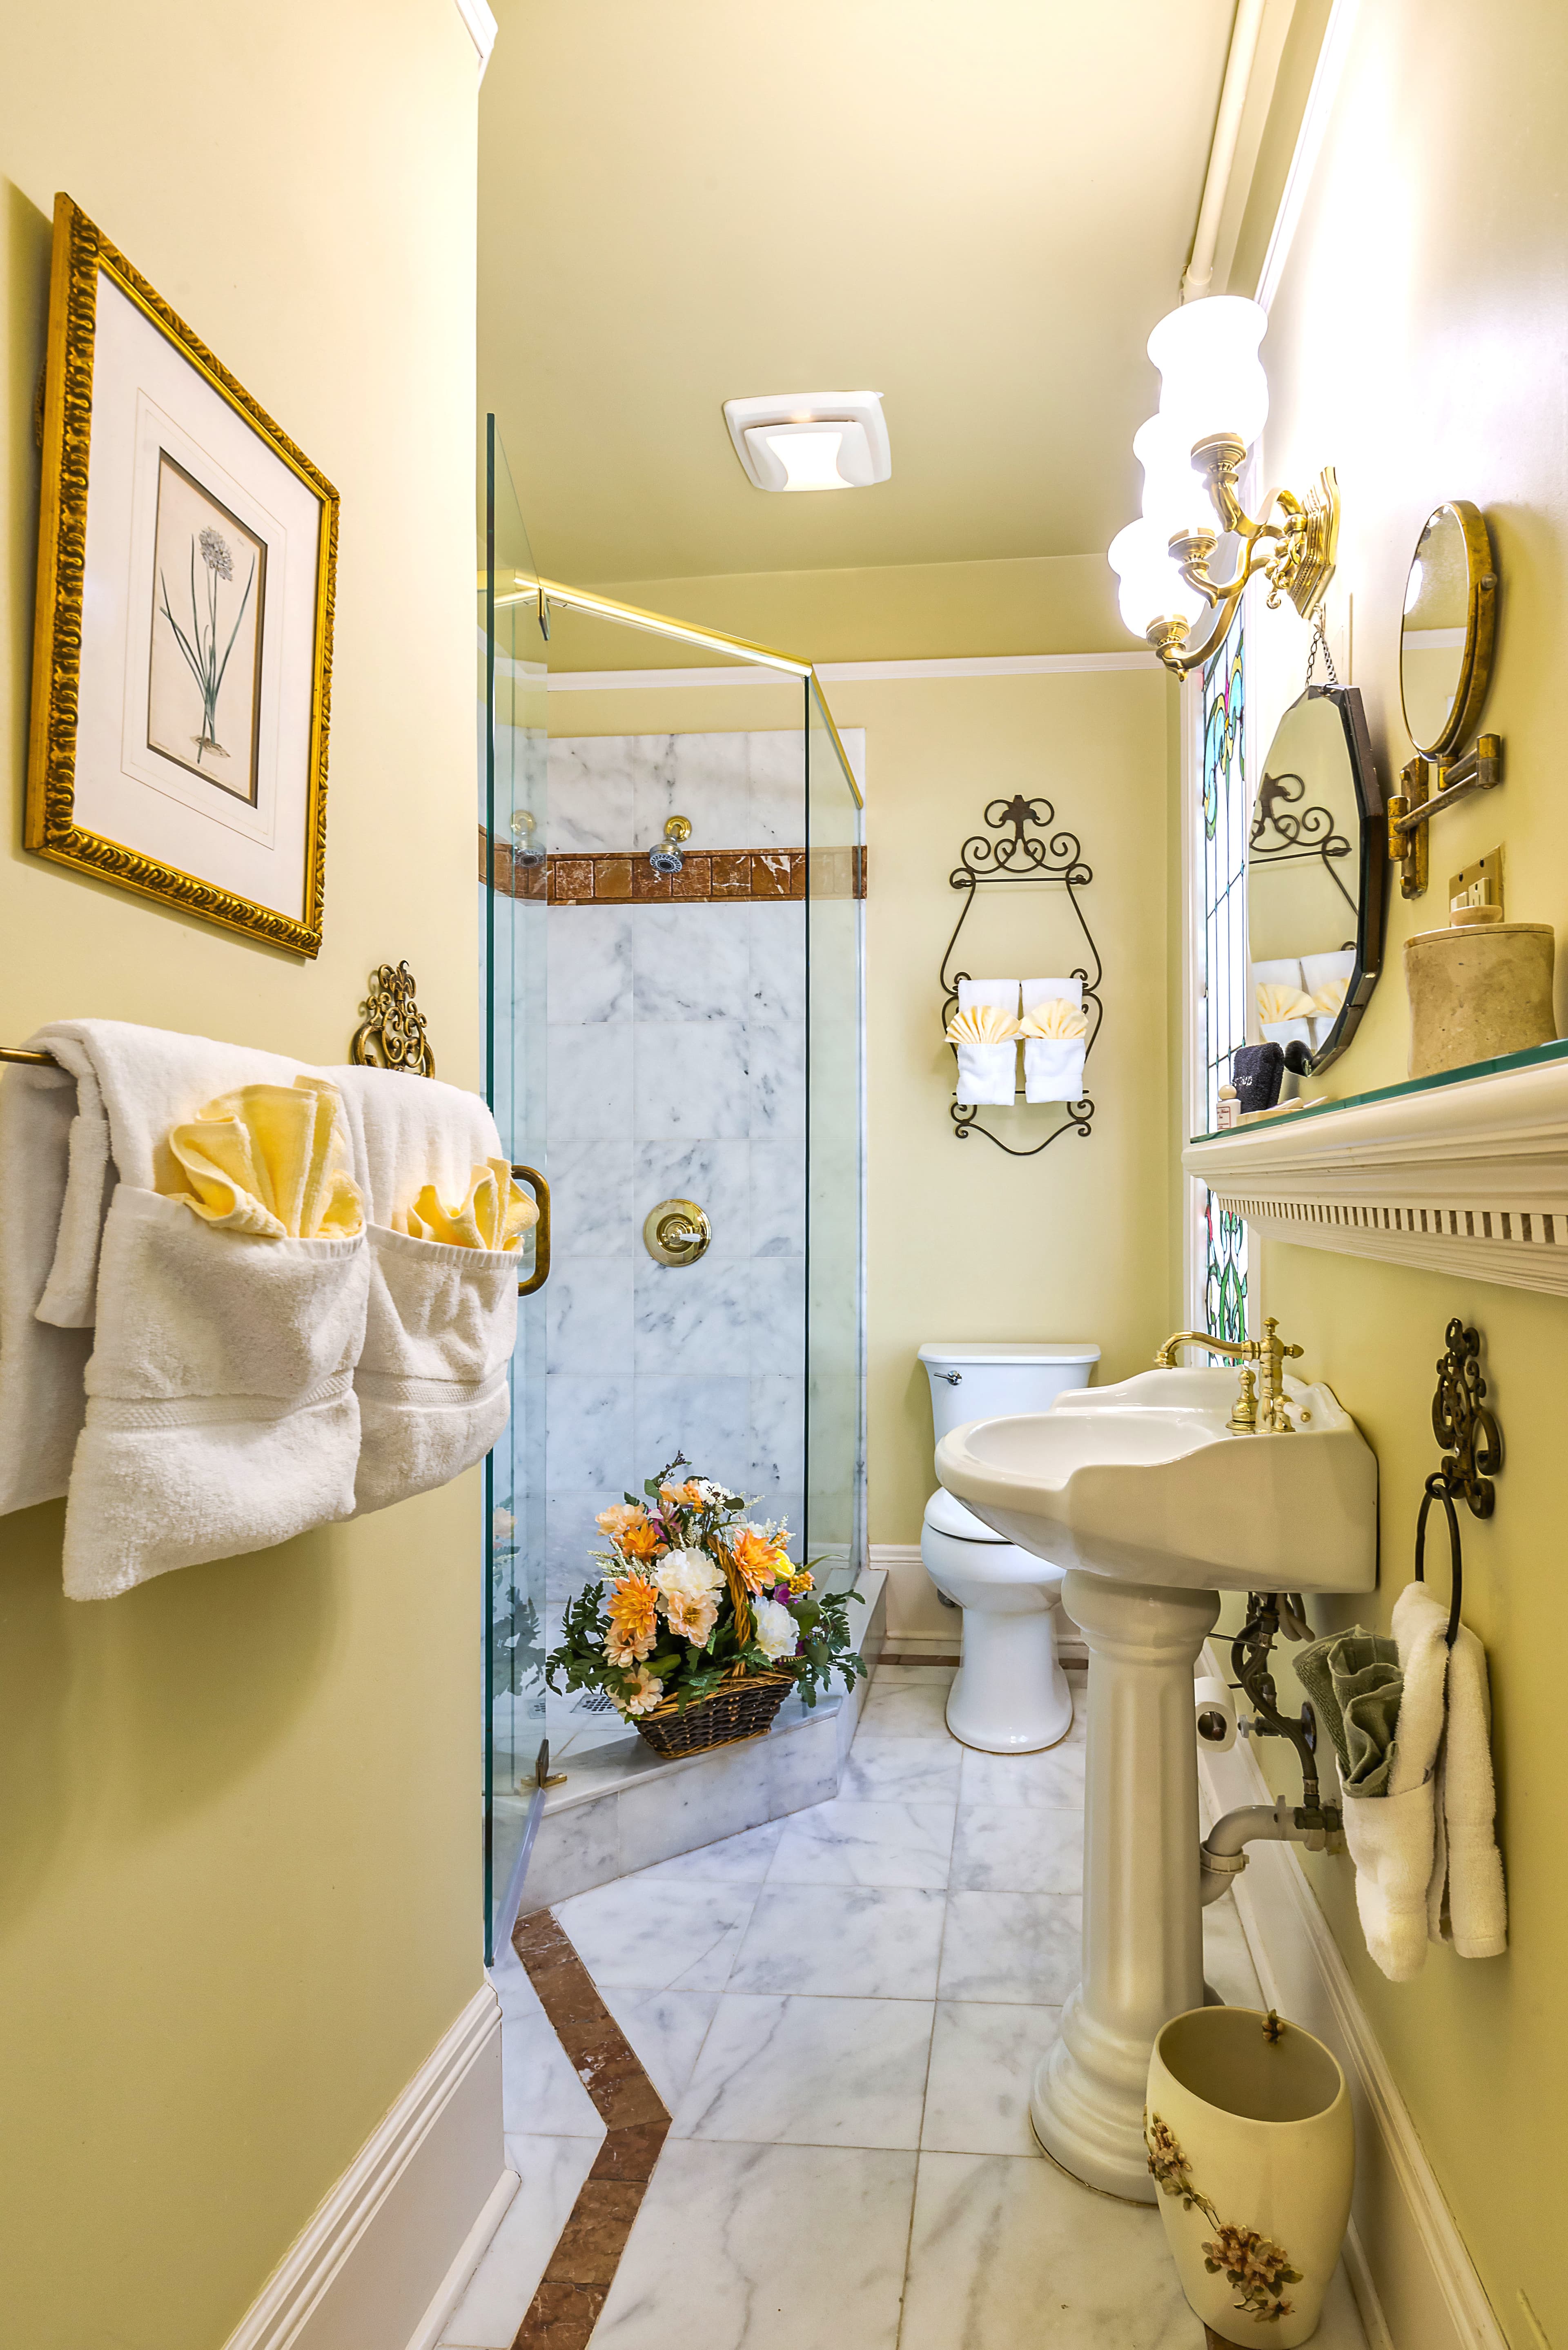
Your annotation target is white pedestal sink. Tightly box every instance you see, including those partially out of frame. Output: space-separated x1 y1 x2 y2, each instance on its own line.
935 1366 1376 2203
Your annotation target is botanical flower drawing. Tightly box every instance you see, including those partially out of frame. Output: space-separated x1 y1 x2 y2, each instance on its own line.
1145 2109 1303 2325
159 522 257 767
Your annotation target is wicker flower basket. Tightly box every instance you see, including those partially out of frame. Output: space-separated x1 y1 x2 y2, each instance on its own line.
631 1549 796 1757
633 1666 795 1758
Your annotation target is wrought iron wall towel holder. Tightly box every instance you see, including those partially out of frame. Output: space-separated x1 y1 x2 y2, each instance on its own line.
938 793 1102 1158
1414 1318 1502 1648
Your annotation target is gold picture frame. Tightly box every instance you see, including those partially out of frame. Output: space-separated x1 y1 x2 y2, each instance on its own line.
26 194 339 957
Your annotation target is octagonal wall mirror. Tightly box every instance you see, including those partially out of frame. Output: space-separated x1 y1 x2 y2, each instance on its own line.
1400 502 1497 759
1247 685 1385 1072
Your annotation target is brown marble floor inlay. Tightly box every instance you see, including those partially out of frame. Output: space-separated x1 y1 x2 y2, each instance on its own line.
510 1909 670 2349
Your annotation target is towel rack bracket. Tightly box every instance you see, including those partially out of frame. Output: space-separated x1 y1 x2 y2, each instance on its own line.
351 960 435 1078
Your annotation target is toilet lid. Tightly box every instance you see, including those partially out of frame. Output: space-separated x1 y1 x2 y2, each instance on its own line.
923 1487 1008 1543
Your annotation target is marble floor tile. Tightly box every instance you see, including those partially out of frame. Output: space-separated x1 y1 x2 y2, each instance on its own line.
938 1891 1082 2005
670 1994 934 2149
920 2000 1059 2158
898 2151 1195 2350
495 1964 610 2138
855 1679 955 1740
958 1733 1087 1811
630 1818 786 1886
438 2132 602 2348
1202 1889 1265 2009
592 2138 915 2350
729 1884 947 1999
838 1737 963 1804
949 1802 1084 1895
595 1985 721 2111
766 1798 956 1889
728 1871 949 2002
552 1880 756 1992
872 1663 957 1686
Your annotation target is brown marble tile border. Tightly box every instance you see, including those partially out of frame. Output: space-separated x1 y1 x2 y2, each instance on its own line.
480 831 866 904
509 1909 670 2349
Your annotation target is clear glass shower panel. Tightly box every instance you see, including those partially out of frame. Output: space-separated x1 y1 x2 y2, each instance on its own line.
804 678 866 1583
481 420 548 1964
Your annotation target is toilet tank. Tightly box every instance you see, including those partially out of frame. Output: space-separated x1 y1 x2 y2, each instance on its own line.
918 1341 1100 1442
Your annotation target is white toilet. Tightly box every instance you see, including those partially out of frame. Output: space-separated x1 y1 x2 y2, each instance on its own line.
919 1340 1100 1753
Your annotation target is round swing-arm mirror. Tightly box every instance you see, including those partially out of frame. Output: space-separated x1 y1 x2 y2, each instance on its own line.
1399 501 1497 759
1246 685 1385 1073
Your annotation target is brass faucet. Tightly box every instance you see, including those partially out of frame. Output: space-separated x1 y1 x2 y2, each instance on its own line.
1153 1316 1304 1434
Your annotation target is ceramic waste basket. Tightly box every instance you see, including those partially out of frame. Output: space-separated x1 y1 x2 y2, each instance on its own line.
1145 2007 1353 2348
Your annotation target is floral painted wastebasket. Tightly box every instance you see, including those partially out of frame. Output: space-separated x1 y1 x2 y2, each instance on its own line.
1145 2007 1353 2348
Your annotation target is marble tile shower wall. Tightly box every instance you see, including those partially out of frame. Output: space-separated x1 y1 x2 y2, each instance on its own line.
543 731 811 1617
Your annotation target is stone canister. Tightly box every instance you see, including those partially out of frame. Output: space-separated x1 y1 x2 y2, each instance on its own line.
1145 2007 1353 2349
1404 921 1555 1078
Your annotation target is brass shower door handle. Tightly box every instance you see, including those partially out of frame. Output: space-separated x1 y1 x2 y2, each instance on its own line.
512 1164 551 1294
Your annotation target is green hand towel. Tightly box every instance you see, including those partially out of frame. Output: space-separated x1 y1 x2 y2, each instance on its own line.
1295 1628 1403 1793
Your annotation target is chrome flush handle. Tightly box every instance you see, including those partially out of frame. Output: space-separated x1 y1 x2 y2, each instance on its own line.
937 1370 962 1385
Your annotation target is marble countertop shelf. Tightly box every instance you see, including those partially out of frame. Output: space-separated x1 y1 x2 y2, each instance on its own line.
1184 1037 1568 1294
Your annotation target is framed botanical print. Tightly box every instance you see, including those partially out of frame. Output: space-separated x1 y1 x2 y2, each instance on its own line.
26 194 338 956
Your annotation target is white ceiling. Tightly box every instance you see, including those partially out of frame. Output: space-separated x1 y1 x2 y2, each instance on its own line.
479 0 1238 584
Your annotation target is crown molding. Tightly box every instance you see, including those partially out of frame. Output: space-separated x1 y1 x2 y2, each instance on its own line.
453 0 497 76
1185 1047 1568 1295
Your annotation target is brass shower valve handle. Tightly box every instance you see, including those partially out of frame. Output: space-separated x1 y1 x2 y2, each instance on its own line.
1153 1315 1304 1435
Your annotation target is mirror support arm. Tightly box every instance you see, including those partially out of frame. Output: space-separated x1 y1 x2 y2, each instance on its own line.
1387 738 1505 899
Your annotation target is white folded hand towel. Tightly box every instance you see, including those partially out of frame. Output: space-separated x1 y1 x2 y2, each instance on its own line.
1341 1582 1450 1980
1425 1605 1507 1958
951 980 1019 1107
329 1067 521 1516
1020 976 1087 1104
0 1021 304 1521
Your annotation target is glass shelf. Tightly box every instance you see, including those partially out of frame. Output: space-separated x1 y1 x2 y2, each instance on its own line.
1190 1034 1568 1147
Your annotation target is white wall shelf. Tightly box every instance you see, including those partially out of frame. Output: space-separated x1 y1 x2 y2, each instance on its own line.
1184 1038 1568 1294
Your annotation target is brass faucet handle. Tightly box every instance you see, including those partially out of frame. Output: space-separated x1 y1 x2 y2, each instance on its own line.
1227 1365 1258 1436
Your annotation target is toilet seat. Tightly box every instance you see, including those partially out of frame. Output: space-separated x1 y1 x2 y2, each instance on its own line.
922 1486 1007 1544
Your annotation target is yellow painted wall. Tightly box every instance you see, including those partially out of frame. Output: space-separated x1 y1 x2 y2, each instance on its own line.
1213 3 1568 2339
0 7 483 2344
543 656 1175 1552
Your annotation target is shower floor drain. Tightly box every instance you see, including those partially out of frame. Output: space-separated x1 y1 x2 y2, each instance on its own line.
569 1689 619 1715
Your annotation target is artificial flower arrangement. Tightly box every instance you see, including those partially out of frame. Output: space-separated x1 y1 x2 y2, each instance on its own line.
545 1454 864 1756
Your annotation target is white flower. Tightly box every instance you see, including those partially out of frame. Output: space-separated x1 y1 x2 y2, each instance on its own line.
617 1665 664 1717
752 1594 796 1661
654 1547 724 1604
692 1478 739 1508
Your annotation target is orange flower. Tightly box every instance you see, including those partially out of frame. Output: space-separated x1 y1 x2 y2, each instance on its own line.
598 1501 648 1541
605 1574 658 1665
659 1481 704 1509
729 1523 791 1593
788 1570 813 1595
618 1518 666 1562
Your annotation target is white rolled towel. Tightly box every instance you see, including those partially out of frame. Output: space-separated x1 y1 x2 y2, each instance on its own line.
330 1067 522 1516
1341 1582 1450 1980
1020 976 1087 1104
950 979 1019 1107
1428 1608 1507 1958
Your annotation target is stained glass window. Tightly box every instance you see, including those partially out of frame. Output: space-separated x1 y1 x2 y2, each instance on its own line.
1198 611 1250 1346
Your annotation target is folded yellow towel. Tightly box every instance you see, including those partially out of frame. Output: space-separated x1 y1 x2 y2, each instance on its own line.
945 1003 1020 1044
164 1077 364 1240
1255 981 1317 1023
1017 997 1088 1040
1311 974 1350 1018
405 1157 538 1252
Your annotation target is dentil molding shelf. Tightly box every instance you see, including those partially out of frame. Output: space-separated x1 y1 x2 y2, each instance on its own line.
1185 1038 1568 1295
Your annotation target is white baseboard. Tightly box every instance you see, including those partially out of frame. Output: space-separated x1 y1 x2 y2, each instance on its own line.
1197 1648 1506 2350
222 1986 514 2350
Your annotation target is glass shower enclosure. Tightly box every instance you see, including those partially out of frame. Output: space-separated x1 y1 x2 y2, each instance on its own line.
479 421 865 1963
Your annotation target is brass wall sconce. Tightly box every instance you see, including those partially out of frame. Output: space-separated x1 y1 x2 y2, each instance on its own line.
1108 296 1341 678
1385 502 1503 897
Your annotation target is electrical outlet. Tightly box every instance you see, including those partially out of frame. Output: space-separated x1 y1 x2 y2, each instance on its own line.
1449 845 1504 923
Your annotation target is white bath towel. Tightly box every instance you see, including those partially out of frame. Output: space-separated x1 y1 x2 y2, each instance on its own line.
0 1021 302 1519
328 1067 519 1515
1341 1582 1450 1980
1417 1596 1508 1958
1020 977 1088 1105
953 979 1019 1107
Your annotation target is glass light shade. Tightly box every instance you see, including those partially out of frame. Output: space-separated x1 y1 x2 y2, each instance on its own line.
1147 295 1269 453
1133 414 1212 542
1108 517 1205 640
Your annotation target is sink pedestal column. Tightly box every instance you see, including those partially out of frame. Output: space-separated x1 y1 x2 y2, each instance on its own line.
1032 1570 1220 2202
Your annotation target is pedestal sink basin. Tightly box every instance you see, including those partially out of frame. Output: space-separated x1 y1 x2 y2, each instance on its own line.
935 1364 1377 2204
